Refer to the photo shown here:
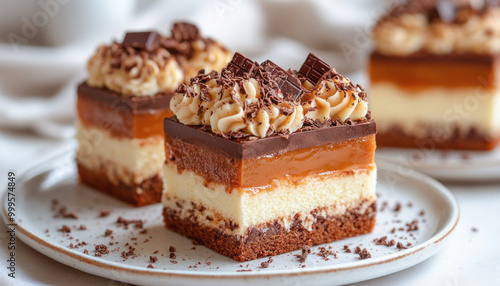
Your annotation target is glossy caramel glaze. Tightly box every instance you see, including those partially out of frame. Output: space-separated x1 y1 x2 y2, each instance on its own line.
166 135 376 189
369 52 499 91
77 95 173 139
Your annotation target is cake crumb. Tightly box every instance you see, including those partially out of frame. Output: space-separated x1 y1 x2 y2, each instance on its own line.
83 249 89 255
358 248 371 259
393 202 402 212
397 242 407 249
261 257 274 268
104 229 113 237
99 209 112 217
59 225 71 233
79 225 87 230
170 246 176 252
170 252 176 259
343 245 352 253
58 206 78 219
147 264 154 269
95 244 109 256
149 256 158 263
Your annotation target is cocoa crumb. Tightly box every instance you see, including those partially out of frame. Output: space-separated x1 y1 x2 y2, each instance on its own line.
99 209 111 218
358 248 371 259
355 246 361 254
104 229 113 237
95 244 109 256
169 246 176 252
58 206 78 219
393 202 402 212
59 225 71 233
79 225 87 230
83 249 89 255
147 264 154 269
397 242 407 249
343 245 352 253
170 253 176 259
150 256 158 263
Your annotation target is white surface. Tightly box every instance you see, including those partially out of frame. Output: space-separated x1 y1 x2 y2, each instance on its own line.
1 138 460 286
376 146 500 182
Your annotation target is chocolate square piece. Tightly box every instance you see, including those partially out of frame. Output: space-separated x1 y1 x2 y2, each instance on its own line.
261 60 304 101
171 22 200 42
298 53 331 86
227 53 258 76
122 31 161 52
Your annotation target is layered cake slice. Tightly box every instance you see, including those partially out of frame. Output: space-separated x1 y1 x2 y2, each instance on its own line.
76 23 231 206
162 53 377 261
370 0 500 150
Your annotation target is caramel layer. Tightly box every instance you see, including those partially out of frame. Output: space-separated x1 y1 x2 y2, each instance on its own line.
166 135 376 188
369 52 499 91
77 94 173 139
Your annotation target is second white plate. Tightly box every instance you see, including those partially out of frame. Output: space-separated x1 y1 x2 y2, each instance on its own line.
376 146 500 182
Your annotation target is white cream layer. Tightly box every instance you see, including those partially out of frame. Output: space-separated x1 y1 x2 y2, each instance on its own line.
76 122 164 184
162 162 376 236
370 82 500 138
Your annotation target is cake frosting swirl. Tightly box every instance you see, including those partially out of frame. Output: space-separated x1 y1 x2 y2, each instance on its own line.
171 53 370 139
86 22 231 97
374 0 500 56
87 42 184 96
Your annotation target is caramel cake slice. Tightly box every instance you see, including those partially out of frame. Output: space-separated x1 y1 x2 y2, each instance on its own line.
369 0 500 150
76 23 231 206
162 53 377 261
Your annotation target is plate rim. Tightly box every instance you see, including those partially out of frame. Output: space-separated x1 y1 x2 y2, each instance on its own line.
1 150 460 282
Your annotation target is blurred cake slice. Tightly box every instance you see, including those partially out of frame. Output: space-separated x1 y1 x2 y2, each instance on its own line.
370 0 500 150
162 53 377 261
76 23 231 206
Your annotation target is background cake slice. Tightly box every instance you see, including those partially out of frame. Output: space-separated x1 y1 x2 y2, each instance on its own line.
369 0 500 150
162 53 377 261
76 23 231 206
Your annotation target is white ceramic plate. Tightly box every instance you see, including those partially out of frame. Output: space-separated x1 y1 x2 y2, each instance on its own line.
376 146 500 182
1 148 459 286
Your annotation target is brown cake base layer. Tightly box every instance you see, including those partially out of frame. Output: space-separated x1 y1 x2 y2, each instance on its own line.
77 162 162 206
377 128 500 151
162 203 376 261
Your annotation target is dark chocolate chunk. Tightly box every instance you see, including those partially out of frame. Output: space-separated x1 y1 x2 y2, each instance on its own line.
171 22 200 42
261 60 304 101
227 53 258 77
122 31 161 52
298 53 331 86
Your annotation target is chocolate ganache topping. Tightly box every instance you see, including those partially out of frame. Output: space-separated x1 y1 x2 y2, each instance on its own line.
170 53 371 139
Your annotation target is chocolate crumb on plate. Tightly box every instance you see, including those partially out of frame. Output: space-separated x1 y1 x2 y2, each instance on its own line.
397 242 407 250
104 229 113 237
149 256 158 263
147 264 154 269
169 246 176 252
79 225 87 230
358 248 371 259
170 253 176 259
95 244 109 256
99 209 112 218
58 206 78 219
59 225 71 233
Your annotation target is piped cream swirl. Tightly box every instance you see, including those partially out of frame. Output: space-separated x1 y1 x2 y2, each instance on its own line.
87 43 184 96
303 78 368 123
374 6 500 56
181 40 233 81
171 78 304 138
